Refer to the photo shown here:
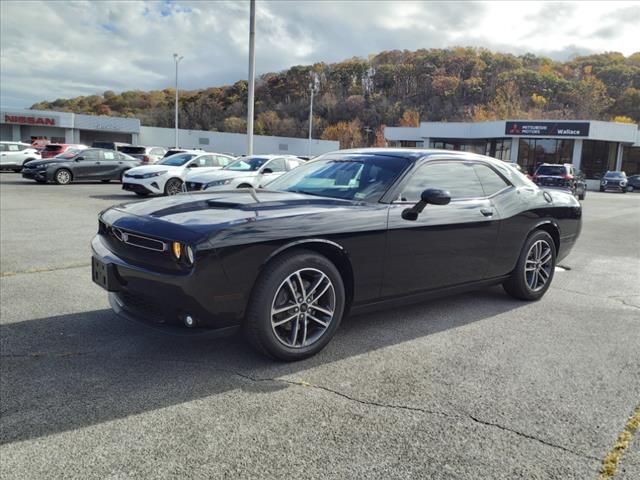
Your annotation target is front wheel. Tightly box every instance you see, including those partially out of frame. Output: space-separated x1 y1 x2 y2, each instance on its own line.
578 189 586 201
503 230 556 301
599 187 605 192
54 169 72 185
244 250 345 361
164 177 183 195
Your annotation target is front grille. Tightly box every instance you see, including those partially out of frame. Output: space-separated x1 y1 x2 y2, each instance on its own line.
116 291 173 322
109 227 167 252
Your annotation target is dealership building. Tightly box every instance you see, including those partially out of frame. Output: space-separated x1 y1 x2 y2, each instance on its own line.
385 120 640 187
0 108 339 156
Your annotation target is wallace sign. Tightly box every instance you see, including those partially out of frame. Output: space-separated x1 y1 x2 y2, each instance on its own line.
505 121 590 137
4 114 57 126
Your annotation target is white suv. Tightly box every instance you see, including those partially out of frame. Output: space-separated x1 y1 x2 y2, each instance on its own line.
0 142 42 172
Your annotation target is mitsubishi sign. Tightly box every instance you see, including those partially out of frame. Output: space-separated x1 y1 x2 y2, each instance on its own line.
505 121 590 137
4 114 57 126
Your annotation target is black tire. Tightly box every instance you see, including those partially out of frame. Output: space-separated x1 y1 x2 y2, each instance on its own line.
599 187 605 192
578 190 586 201
244 250 345 361
503 230 556 301
164 177 183 195
622 188 627 194
101 179 111 183
54 168 72 185
135 192 149 197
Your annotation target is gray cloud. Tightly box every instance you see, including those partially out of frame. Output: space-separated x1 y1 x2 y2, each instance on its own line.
0 0 637 108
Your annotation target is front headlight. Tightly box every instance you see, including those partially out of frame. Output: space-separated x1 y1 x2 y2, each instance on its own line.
142 170 167 179
204 178 232 189
601 180 607 185
171 242 194 266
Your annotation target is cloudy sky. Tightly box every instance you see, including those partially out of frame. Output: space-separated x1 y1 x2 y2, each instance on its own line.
1 0 639 108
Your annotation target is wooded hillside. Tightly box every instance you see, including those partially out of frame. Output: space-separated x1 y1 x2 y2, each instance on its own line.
31 48 640 147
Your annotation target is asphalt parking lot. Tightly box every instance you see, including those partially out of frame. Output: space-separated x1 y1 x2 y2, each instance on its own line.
1 173 639 479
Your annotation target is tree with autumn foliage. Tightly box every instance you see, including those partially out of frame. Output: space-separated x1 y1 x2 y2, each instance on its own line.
321 119 364 149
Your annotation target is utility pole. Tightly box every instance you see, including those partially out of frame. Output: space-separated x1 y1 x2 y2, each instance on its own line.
246 0 256 156
173 53 183 148
308 72 318 157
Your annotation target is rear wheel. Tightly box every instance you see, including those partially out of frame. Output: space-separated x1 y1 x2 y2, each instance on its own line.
503 230 556 301
54 169 72 185
164 178 183 195
244 250 345 361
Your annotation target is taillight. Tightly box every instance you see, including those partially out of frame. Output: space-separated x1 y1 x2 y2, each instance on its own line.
143 155 150 163
563 175 573 180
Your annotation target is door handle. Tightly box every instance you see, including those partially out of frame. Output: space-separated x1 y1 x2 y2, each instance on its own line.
480 208 494 217
95 162 101 164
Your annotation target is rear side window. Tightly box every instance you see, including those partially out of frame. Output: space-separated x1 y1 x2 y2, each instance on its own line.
103 151 116 160
473 164 510 196
215 155 231 167
120 146 146 155
266 158 287 172
7 144 20 151
401 162 485 201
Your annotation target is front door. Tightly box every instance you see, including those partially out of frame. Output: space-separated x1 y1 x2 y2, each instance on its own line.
74 149 103 179
382 160 501 297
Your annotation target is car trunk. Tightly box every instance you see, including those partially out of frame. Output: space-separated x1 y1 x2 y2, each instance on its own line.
120 146 149 163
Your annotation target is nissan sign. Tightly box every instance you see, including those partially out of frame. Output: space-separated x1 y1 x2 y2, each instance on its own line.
4 114 57 126
505 121 589 137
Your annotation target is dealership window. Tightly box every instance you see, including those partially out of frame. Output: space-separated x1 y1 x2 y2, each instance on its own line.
621 146 640 176
198 138 210 145
429 139 484 154
486 138 512 161
517 139 574 175
580 140 618 179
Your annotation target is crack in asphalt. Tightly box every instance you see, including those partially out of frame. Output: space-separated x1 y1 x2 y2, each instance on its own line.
0 263 90 278
553 286 640 310
234 371 600 462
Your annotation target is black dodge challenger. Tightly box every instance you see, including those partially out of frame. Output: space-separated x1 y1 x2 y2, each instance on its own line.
92 149 582 360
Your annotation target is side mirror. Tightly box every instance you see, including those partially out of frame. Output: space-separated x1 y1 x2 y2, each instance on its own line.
262 168 273 174
402 188 451 221
187 163 197 168
75 156 84 161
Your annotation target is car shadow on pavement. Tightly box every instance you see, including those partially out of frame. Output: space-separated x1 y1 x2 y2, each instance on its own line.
89 194 143 201
0 286 524 445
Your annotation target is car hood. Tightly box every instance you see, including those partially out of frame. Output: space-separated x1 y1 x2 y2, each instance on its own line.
24 159 72 168
126 164 183 175
100 190 363 242
185 169 256 183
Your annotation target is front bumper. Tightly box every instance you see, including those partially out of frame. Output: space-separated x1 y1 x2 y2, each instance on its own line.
122 176 165 195
92 234 242 333
22 169 48 181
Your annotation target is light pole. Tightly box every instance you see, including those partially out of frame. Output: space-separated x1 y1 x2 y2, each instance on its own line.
308 73 318 156
173 53 183 148
246 0 256 156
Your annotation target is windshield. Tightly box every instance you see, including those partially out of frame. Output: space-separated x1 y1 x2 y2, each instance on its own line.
120 146 146 155
536 165 566 176
266 154 411 202
605 171 626 178
158 153 197 166
55 148 82 159
44 145 63 152
224 157 269 171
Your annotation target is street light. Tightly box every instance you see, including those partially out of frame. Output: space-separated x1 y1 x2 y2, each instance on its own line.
308 72 319 156
173 53 184 148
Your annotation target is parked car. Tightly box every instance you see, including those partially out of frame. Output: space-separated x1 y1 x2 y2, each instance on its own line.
41 143 87 159
91 141 132 151
122 152 235 196
532 163 587 200
91 148 582 361
118 145 167 164
184 155 305 192
599 171 628 193
22 148 140 184
162 148 205 158
0 141 41 172
626 174 640 192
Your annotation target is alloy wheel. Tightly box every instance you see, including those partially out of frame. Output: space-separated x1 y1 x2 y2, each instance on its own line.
56 170 71 184
524 239 553 292
166 179 182 195
270 268 336 348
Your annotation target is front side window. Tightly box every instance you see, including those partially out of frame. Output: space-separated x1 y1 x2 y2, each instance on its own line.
473 164 510 196
215 155 231 167
264 158 287 172
8 144 20 151
78 150 101 161
267 154 411 202
401 162 485 202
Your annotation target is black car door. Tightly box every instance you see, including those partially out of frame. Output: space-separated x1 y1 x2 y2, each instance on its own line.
73 149 103 179
97 150 122 179
382 159 501 297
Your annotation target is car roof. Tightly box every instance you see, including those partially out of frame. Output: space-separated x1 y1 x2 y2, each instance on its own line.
1 141 31 145
324 148 512 167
